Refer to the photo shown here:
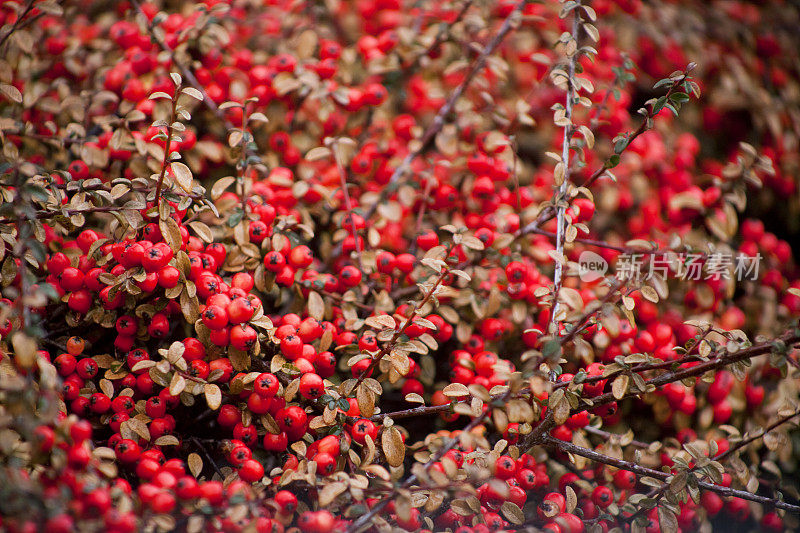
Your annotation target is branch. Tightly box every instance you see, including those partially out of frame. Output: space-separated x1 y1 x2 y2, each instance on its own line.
350 266 450 392
524 330 800 448
714 409 800 463
154 89 179 210
0 0 35 49
400 0 475 76
543 435 800 513
331 139 364 271
363 0 530 220
583 425 650 449
0 205 125 224
550 1 582 330
129 0 234 131
346 387 514 532
581 65 695 189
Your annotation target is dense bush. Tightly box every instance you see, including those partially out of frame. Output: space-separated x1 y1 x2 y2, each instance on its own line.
1 0 800 531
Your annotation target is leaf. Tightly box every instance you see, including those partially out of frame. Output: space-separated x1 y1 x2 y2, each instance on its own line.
155 435 179 446
640 286 659 303
211 176 236 200
188 221 213 243
308 291 324 321
188 453 203 477
460 235 485 251
442 383 469 397
160 216 183 253
171 162 193 193
382 426 405 467
204 383 222 410
126 418 151 441
1 83 22 103
181 87 204 101
658 506 679 533
357 385 375 418
319 481 347 507
10 331 36 368
612 374 630 400
404 393 424 404
228 130 243 148
305 147 332 161
170 373 187 396
501 502 524 525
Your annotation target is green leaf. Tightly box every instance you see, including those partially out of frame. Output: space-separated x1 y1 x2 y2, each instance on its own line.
606 154 620 168
653 78 673 89
652 96 668 114
227 208 244 228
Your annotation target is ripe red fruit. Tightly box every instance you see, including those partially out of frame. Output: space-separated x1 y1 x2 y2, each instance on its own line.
495 455 517 479
263 431 289 452
238 459 265 482
227 297 255 324
613 470 637 490
299 373 324 399
288 245 313 268
202 304 229 330
230 324 258 351
254 373 280 397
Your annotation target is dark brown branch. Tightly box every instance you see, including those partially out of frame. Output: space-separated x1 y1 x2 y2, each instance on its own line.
0 0 36 49
543 435 800 513
154 93 179 210
714 409 800 463
347 387 514 532
524 330 800 448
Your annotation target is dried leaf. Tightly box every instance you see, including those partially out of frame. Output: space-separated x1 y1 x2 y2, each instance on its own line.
204 383 222 410
188 453 203 477
382 426 405 467
171 162 193 193
308 291 324 320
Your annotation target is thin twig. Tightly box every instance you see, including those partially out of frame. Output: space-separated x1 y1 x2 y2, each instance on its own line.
364 0 530 220
550 2 582 331
0 0 36 49
544 435 800 513
346 388 515 533
154 90 179 210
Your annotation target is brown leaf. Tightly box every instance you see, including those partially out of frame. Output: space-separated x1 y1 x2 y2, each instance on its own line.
171 162 193 193
442 383 469 398
188 221 213 243
211 176 236 200
169 373 186 396
318 481 347 507
155 435 179 446
308 291 324 320
204 383 222 410
188 453 203 477
357 385 375 418
612 374 630 400
382 426 405 468
501 502 524 524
